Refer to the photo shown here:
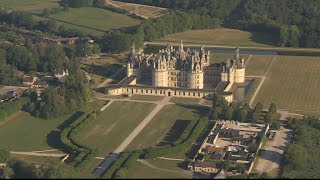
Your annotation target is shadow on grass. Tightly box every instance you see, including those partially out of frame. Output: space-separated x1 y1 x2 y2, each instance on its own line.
157 119 190 146
175 103 210 118
249 31 278 47
46 111 85 150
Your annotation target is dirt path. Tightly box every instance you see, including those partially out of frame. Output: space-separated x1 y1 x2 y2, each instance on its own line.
137 159 193 176
93 96 172 177
249 56 277 107
10 151 66 157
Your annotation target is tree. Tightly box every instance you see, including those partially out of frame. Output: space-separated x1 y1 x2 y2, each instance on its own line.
251 112 260 122
212 109 219 120
225 106 234 120
239 109 247 122
255 102 263 113
42 8 50 17
0 149 10 163
248 143 257 153
269 103 277 113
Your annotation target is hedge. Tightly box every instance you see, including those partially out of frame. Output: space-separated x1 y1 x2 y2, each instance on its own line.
102 152 130 178
58 110 99 172
0 97 29 121
144 117 209 159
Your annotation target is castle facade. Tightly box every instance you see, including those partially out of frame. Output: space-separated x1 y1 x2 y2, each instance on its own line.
105 42 246 102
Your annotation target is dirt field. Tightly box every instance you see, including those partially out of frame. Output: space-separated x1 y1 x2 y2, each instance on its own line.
252 55 320 113
107 0 168 19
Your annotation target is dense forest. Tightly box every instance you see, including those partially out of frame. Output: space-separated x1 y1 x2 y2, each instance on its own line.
283 117 320 178
119 0 320 48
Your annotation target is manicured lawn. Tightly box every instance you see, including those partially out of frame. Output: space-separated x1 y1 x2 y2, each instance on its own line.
0 100 105 151
76 101 156 156
108 0 168 19
0 0 60 14
253 55 320 113
158 28 278 47
129 94 164 101
126 104 209 150
49 7 141 33
80 158 102 178
244 78 262 103
170 97 200 104
124 159 192 179
246 55 274 76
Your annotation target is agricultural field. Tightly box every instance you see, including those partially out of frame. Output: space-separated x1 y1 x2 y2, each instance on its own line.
0 0 60 14
76 101 156 156
49 7 141 35
245 55 274 76
126 104 209 151
107 0 168 19
124 159 192 179
253 55 320 113
0 99 105 151
158 28 278 47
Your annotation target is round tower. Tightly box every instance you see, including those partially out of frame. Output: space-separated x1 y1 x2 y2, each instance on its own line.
152 60 168 87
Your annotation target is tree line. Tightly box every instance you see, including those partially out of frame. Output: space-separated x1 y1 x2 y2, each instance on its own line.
118 0 320 48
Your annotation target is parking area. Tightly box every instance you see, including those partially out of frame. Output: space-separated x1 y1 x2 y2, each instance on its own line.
254 126 292 173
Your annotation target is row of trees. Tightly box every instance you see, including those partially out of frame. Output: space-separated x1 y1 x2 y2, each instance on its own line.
211 94 277 124
0 98 29 121
100 12 221 53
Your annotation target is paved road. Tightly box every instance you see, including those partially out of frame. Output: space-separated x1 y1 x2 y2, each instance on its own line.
254 126 291 173
93 96 172 177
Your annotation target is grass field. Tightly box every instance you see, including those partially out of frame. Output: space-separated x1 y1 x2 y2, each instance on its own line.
0 100 105 151
81 56 123 78
158 28 278 47
253 55 320 113
126 104 209 151
212 53 250 63
49 7 141 34
129 94 164 101
170 97 200 105
246 55 274 76
125 159 192 179
0 0 60 14
108 0 168 19
76 101 156 156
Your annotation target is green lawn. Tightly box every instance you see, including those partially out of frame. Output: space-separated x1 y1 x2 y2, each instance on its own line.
158 28 278 47
253 55 320 114
246 55 274 76
76 101 156 156
244 78 262 104
0 0 60 14
0 100 105 151
126 104 209 151
129 94 164 101
125 159 192 179
169 97 200 104
49 7 141 34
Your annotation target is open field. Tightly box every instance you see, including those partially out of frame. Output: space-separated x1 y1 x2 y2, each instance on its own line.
49 7 141 34
244 78 262 104
0 0 60 14
129 94 164 101
125 159 192 179
253 55 320 113
246 55 274 76
170 97 200 104
126 104 209 151
107 0 168 19
76 101 156 156
158 28 278 47
0 100 105 151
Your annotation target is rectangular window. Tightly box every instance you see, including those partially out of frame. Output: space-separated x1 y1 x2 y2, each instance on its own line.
193 92 195 96
155 90 157 94
151 90 153 94
136 89 138 93
141 89 143 93
146 90 148 94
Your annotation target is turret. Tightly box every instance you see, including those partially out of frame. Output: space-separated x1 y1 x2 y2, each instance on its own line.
235 47 240 60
